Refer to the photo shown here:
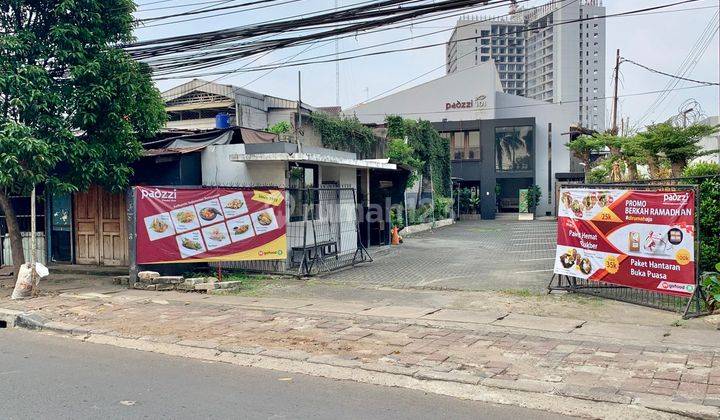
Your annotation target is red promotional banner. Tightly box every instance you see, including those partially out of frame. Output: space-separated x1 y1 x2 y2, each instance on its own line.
554 188 696 296
135 187 287 264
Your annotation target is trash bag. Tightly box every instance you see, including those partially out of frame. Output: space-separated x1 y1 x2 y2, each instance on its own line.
11 263 34 300
11 262 49 300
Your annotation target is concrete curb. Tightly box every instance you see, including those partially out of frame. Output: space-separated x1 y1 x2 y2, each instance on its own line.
0 308 22 328
5 310 717 420
400 218 454 236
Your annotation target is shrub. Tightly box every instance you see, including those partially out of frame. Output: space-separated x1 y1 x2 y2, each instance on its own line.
683 162 720 177
390 207 405 230
587 166 610 183
434 196 453 220
701 262 720 309
268 121 291 135
697 176 720 272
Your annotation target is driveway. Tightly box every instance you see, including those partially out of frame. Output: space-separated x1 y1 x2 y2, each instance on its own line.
327 220 557 292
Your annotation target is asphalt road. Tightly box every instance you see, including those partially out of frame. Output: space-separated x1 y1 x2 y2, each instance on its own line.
0 329 572 420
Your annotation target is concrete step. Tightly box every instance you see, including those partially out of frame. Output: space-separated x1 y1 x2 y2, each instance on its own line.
494 212 519 220
48 264 129 277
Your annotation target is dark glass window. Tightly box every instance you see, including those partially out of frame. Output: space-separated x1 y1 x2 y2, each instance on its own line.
495 126 533 172
467 131 480 160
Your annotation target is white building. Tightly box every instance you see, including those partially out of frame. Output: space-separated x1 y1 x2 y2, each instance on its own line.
446 0 606 131
693 116 720 165
344 62 578 218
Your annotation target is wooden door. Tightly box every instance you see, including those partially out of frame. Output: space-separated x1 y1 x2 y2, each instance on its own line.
98 188 127 266
74 186 128 266
74 186 100 265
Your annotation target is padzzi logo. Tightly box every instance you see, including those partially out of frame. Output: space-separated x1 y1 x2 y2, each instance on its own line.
445 95 487 110
135 186 287 264
554 188 696 297
140 188 177 202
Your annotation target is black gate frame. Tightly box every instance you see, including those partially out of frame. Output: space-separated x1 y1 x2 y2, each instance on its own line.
547 182 708 319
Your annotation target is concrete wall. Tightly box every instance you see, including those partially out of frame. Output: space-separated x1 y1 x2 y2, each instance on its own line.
166 118 218 130
238 105 268 130
201 144 286 186
267 110 323 148
347 63 502 125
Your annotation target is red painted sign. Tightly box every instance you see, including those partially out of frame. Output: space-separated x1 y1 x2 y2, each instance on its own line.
135 187 287 264
554 188 696 296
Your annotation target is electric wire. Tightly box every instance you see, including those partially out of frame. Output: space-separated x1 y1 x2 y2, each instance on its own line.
620 58 719 86
150 0 699 80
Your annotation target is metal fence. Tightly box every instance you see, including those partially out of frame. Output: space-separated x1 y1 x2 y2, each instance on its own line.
548 181 706 318
220 185 370 276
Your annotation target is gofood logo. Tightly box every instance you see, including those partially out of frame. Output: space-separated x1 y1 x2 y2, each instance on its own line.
663 192 689 204
657 281 695 293
258 250 283 257
140 188 177 202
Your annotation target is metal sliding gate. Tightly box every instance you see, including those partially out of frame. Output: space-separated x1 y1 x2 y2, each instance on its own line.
220 185 371 277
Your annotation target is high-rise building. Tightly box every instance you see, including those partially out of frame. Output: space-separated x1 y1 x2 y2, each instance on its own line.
446 0 606 130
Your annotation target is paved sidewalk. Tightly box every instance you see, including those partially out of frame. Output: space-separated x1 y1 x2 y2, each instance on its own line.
2 290 720 419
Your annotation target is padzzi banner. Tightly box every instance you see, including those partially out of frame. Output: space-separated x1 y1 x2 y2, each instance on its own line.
135 186 287 264
554 188 696 296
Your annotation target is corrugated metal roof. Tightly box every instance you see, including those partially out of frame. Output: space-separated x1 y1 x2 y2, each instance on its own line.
162 79 236 103
143 146 206 157
166 101 234 112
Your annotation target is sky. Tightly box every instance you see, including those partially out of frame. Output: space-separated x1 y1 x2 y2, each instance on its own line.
133 0 720 128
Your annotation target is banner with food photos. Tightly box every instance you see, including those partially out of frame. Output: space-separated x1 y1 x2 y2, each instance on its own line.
135 187 286 264
554 188 696 297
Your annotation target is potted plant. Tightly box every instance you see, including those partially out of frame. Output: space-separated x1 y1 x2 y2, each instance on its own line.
469 195 481 215
519 185 541 220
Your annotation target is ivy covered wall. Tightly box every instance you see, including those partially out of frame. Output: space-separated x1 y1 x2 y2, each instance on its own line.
309 113 377 158
385 115 451 197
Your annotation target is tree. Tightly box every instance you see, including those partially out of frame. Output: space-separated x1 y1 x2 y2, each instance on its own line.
268 121 290 135
386 139 423 188
0 1 166 269
636 123 719 177
619 135 646 181
565 135 603 180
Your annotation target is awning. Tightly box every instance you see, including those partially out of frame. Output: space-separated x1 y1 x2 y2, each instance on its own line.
240 127 276 144
165 130 233 148
229 152 397 170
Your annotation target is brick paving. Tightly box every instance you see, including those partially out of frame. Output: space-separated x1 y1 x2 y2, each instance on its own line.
327 220 558 291
3 292 720 415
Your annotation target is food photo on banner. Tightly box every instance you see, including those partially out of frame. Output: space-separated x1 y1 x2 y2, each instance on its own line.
554 188 696 297
136 187 287 264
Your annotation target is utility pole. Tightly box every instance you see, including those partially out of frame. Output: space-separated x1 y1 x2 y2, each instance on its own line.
611 48 620 135
335 0 340 107
296 71 303 153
